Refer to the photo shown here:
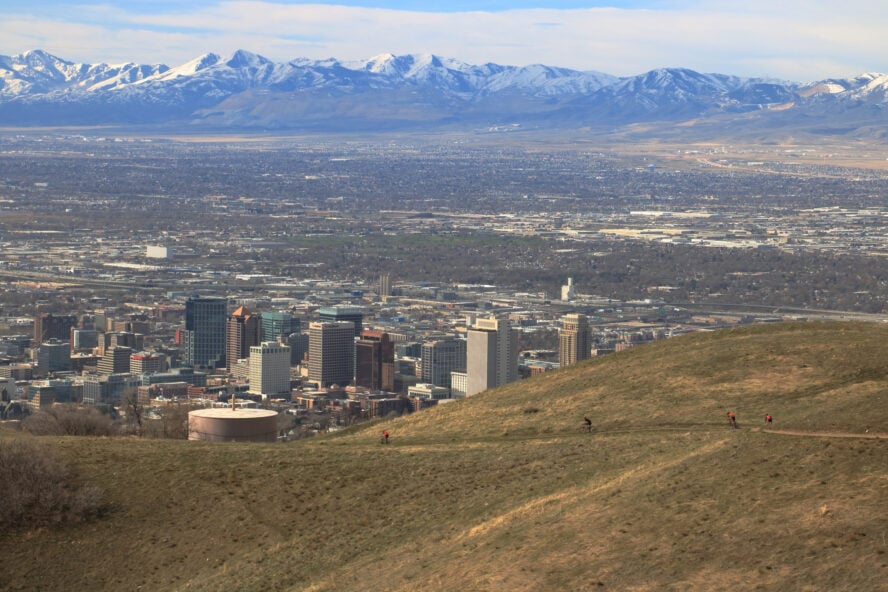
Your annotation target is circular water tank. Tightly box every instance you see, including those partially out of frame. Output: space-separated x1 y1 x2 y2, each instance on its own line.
188 408 279 442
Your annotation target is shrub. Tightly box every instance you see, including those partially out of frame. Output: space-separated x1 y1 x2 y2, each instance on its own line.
0 438 106 528
22 404 116 437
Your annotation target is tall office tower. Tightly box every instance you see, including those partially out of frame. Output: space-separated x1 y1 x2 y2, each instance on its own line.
466 317 519 396
284 332 309 365
98 346 133 375
33 313 78 345
182 296 227 369
318 306 363 337
226 306 260 371
561 277 576 302
261 311 300 343
355 330 395 391
308 321 355 388
420 338 467 389
36 339 72 374
248 341 291 397
93 310 110 332
559 313 592 368
378 273 392 302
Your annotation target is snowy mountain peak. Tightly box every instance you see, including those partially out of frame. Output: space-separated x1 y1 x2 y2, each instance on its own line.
180 53 221 73
18 49 71 65
850 73 888 101
355 52 410 76
800 72 888 101
144 53 220 84
363 53 398 73
224 50 271 69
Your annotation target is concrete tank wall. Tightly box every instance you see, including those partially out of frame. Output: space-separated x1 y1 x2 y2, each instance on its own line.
188 408 279 442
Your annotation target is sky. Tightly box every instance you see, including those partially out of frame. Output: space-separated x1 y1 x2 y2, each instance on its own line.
2 1 886 81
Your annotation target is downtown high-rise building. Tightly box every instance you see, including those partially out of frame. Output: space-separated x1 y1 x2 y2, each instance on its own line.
559 313 591 368
36 339 72 375
420 338 467 389
97 346 133 375
261 311 300 343
285 332 309 366
71 329 99 352
308 321 355 388
561 277 576 302
355 330 395 392
226 306 260 371
378 273 392 302
130 352 164 375
101 331 142 356
248 341 291 397
318 306 363 336
466 317 518 396
33 313 78 345
182 296 227 369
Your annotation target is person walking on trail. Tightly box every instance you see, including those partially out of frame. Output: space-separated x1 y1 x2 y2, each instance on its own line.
583 416 593 433
383 430 389 444
727 411 737 429
764 414 773 426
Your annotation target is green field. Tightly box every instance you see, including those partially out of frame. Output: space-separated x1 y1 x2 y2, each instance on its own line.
2 321 886 591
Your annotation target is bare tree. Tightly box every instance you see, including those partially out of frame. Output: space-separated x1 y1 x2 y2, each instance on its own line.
121 387 144 437
23 404 116 437
156 402 190 439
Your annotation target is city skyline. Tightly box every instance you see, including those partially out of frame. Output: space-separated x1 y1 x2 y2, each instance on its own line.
2 1 886 81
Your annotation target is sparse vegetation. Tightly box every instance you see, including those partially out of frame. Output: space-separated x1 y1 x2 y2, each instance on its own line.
0 438 105 528
0 322 885 591
22 404 117 437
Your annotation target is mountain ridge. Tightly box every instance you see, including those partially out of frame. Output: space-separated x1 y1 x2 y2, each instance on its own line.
1 49 886 138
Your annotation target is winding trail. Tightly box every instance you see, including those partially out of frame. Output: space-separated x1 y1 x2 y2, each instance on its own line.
758 428 888 439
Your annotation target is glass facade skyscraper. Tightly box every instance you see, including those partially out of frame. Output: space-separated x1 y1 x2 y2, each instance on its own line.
183 297 227 369
261 311 300 343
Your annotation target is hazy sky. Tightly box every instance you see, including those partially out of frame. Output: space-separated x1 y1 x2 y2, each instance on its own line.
2 1 886 81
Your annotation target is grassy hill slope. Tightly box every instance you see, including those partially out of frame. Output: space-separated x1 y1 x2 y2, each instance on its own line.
1 322 886 591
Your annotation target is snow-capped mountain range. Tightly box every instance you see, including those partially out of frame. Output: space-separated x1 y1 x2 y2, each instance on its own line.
1 49 886 137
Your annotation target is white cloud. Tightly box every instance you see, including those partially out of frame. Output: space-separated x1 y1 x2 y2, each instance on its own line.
1 2 886 80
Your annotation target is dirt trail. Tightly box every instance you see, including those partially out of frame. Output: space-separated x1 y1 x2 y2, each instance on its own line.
758 428 888 439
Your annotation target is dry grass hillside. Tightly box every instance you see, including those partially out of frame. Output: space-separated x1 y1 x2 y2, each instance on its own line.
1 321 886 592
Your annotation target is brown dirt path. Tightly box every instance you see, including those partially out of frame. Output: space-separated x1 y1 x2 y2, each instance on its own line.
757 428 888 439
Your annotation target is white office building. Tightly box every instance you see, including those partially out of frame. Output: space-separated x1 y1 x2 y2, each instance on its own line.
248 341 291 398
466 317 519 396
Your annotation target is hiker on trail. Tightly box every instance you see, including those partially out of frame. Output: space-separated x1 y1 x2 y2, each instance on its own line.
727 412 737 429
765 414 773 426
583 416 593 433
383 430 389 444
